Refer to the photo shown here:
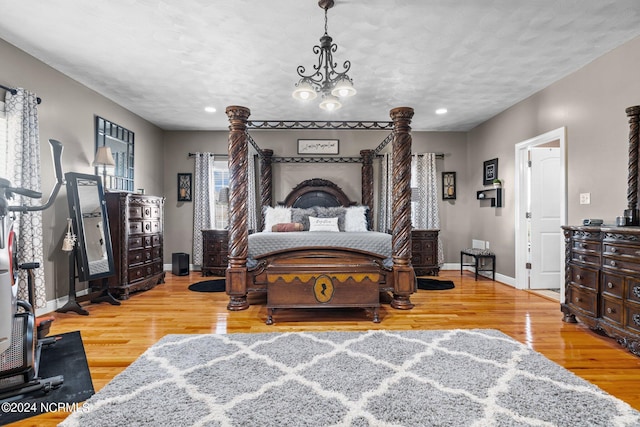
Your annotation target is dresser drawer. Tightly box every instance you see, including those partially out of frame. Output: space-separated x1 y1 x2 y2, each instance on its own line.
603 243 640 260
567 285 597 316
571 252 600 266
128 205 143 220
626 278 640 304
572 240 600 252
601 272 624 299
601 296 623 326
129 220 143 235
128 249 145 266
624 302 640 333
129 236 144 250
570 265 598 290
602 256 640 273
143 205 160 219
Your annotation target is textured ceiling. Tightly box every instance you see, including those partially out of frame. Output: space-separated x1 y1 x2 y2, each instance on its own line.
1 0 640 131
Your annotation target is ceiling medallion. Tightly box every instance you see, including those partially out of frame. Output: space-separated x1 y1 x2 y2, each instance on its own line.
292 0 356 111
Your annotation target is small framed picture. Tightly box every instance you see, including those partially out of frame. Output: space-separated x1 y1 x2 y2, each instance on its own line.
442 171 456 200
297 139 339 155
483 158 498 185
177 173 192 202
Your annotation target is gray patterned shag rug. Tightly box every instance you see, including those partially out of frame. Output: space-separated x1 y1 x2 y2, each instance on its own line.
59 329 640 427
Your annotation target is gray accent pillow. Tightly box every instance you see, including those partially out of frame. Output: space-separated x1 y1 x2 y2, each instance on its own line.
314 206 346 231
291 207 316 231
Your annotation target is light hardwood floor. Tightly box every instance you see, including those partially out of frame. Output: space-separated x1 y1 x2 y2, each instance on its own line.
8 270 640 426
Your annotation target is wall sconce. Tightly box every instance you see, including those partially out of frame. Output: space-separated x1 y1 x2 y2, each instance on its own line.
93 146 115 188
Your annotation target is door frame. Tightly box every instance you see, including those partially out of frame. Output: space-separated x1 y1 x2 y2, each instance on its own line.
514 127 567 298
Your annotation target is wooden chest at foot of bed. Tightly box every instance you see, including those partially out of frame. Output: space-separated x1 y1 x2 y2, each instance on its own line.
266 271 381 325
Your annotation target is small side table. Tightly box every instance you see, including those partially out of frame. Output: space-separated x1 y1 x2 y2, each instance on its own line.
460 249 495 281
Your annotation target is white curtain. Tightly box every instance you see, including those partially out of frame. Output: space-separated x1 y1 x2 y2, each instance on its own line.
192 153 215 265
2 89 45 307
247 147 258 233
377 152 393 233
412 153 444 265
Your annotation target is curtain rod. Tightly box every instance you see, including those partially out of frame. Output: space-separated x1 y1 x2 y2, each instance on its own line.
188 152 228 157
0 83 42 105
376 153 444 159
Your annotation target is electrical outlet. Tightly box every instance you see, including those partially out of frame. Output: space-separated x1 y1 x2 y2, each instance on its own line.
579 193 591 205
485 241 490 249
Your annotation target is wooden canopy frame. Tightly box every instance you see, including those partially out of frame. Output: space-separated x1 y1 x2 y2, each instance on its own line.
224 105 415 313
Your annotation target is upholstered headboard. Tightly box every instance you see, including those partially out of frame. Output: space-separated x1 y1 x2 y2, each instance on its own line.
282 178 353 208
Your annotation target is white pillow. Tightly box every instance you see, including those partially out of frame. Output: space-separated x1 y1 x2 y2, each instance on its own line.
308 216 340 232
263 206 291 232
344 206 368 232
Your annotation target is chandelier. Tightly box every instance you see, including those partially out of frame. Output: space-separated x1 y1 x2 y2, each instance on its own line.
292 0 356 111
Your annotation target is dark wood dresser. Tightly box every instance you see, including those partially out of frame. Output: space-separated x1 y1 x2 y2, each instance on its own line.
103 192 165 299
411 229 440 276
201 229 228 277
562 225 640 355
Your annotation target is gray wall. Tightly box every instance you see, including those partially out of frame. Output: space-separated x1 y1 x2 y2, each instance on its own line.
467 35 640 278
1 39 164 305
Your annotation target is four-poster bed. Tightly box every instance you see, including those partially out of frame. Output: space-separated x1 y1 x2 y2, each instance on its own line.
224 106 416 322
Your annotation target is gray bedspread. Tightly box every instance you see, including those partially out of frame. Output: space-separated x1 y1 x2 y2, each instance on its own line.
247 231 392 268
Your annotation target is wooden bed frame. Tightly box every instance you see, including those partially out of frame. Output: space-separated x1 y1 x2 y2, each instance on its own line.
224 106 416 321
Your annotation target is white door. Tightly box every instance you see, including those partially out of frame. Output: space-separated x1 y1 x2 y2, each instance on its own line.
529 147 561 289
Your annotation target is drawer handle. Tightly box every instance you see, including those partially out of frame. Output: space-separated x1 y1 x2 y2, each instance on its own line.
633 286 640 298
634 314 640 327
610 260 616 267
145 223 151 231
607 307 615 314
580 243 586 249
574 296 581 303
607 282 614 289
576 274 581 280
611 247 617 253
579 255 584 261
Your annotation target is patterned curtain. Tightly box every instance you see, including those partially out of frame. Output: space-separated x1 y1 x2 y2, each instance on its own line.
376 153 393 233
247 147 258 233
2 89 45 307
412 153 444 265
192 153 215 265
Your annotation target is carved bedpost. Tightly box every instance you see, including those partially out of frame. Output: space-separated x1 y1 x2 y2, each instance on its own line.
225 105 251 311
389 107 415 310
260 149 274 211
625 106 640 225
360 149 374 229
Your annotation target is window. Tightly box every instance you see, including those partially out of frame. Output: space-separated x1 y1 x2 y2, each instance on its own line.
211 160 229 229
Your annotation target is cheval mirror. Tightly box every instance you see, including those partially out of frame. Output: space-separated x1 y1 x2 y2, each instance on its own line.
57 172 119 315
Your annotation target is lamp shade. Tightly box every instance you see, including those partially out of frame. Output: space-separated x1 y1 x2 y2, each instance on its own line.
319 94 342 111
93 146 116 166
218 186 229 204
331 78 356 98
292 79 318 101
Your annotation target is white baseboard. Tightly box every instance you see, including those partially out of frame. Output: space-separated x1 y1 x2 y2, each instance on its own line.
441 264 515 287
36 287 90 317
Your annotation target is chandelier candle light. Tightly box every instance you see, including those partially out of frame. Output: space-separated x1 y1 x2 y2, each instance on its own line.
292 0 356 111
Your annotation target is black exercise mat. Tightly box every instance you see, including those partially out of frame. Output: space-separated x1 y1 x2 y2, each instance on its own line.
0 330 94 424
188 279 226 292
417 278 455 290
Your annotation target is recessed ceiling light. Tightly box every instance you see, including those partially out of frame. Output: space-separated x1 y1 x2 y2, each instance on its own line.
435 108 448 115
204 106 217 113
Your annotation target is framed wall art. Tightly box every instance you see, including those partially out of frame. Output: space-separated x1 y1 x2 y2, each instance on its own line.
442 171 456 200
297 139 339 155
177 173 192 202
483 158 498 185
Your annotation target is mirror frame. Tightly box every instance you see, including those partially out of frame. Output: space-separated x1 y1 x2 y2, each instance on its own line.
95 116 135 192
65 172 115 282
